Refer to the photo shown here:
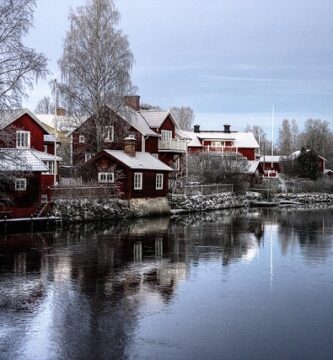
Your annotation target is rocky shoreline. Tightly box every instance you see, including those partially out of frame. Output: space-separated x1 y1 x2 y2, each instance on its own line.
50 192 333 222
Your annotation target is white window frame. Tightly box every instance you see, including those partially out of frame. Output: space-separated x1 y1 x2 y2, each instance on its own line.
134 172 143 190
174 157 180 170
85 153 93 162
16 130 30 148
156 173 164 190
161 130 172 141
98 172 114 183
44 145 48 153
43 161 56 175
104 125 114 142
15 178 27 191
79 135 85 143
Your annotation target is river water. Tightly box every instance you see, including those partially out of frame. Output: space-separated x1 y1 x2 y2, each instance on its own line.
1 207 333 360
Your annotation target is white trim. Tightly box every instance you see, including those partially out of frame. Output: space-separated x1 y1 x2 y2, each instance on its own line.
104 125 114 142
16 130 30 148
43 160 56 174
79 134 85 143
156 173 163 190
98 172 114 183
15 178 27 191
161 129 172 141
85 153 93 162
134 172 143 190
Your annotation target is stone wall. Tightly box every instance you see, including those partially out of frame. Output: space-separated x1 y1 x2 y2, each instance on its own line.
169 192 248 213
51 196 170 222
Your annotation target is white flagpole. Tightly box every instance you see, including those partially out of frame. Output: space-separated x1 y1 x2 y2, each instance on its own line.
271 104 274 168
53 79 58 187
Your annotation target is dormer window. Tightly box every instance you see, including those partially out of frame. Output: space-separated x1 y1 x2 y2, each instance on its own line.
104 126 114 142
79 135 85 143
16 131 30 148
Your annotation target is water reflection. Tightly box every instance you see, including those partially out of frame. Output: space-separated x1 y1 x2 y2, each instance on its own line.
1 207 333 359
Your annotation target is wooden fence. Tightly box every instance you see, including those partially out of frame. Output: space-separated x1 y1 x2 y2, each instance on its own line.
171 183 233 197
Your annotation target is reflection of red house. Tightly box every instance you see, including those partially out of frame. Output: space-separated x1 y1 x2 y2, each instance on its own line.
0 109 62 218
178 124 259 161
82 137 173 199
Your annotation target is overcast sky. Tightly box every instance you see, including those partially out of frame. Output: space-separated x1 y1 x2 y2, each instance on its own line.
23 0 333 137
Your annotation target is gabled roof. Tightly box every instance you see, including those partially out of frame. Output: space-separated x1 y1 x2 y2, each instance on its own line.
0 149 49 172
140 109 180 129
0 109 52 134
103 150 173 171
195 131 259 149
121 107 159 137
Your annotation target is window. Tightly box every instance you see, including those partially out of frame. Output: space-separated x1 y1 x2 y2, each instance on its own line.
43 161 56 174
156 173 163 190
98 172 114 183
161 130 172 141
211 141 224 147
104 125 114 142
15 178 27 191
174 157 180 170
134 172 143 190
79 135 85 143
85 153 93 162
16 131 30 148
152 153 158 159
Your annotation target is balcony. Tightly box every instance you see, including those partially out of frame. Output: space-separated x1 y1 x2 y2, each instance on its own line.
204 145 238 153
158 139 187 153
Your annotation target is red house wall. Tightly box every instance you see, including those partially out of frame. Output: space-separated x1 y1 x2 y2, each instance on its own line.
9 114 47 151
85 153 170 199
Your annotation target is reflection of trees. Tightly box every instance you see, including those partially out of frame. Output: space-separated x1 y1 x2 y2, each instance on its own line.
170 209 264 266
277 208 333 261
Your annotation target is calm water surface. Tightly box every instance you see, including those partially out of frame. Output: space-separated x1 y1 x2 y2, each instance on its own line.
1 208 333 360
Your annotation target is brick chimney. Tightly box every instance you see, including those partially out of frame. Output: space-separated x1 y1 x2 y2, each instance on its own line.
123 135 136 157
56 107 66 116
124 95 140 111
194 124 200 133
224 124 231 133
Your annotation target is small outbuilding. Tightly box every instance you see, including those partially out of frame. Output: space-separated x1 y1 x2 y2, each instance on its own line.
83 136 174 199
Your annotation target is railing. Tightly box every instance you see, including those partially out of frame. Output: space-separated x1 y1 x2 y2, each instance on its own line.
158 139 187 152
204 146 238 153
49 185 121 200
171 183 233 196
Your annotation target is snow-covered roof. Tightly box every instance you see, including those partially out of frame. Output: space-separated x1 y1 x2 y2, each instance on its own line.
176 129 203 147
0 149 49 172
121 107 159 137
289 150 327 162
246 161 261 174
36 113 87 133
103 150 173 171
0 109 52 134
259 155 283 163
31 149 62 162
195 131 259 148
140 109 179 129
175 128 192 140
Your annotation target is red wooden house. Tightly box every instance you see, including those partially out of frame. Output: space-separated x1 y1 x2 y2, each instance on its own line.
181 124 259 161
68 96 187 173
82 136 173 199
0 109 62 218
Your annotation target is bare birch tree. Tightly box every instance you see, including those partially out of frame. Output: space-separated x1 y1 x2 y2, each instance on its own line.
35 96 54 114
0 0 48 110
170 106 195 131
58 0 135 152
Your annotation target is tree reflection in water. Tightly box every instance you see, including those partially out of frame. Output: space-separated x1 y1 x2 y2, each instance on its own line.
1 207 333 359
